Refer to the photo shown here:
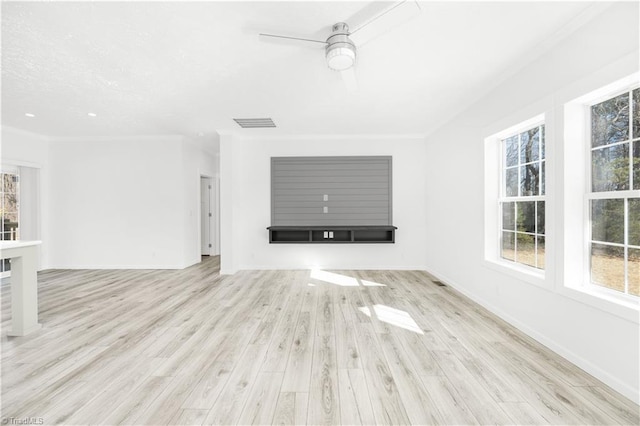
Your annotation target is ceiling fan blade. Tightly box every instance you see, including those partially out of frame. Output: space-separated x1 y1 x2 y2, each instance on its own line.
349 0 421 47
340 68 358 93
259 33 327 47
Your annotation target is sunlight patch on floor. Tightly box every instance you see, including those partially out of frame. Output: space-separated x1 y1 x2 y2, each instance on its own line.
358 304 423 334
311 270 359 286
310 270 387 287
360 279 386 287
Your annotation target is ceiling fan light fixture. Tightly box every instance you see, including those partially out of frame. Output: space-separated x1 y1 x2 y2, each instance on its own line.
326 45 356 71
325 22 356 71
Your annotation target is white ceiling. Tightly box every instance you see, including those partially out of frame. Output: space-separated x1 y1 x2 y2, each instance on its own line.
1 1 600 139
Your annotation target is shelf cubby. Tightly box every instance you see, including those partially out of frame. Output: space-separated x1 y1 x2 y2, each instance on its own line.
268 226 396 244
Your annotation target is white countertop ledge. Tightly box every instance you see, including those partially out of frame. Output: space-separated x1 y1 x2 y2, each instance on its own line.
0 240 42 250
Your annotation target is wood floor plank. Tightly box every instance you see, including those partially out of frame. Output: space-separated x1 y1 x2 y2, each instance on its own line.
203 344 269 425
101 376 174 425
377 332 443 425
272 392 295 426
443 327 526 403
571 385 640 425
295 392 309 425
169 409 208 425
2 258 637 426
420 375 480 425
500 402 552 425
459 339 586 425
62 356 165 425
281 287 317 393
394 328 442 376
337 369 376 425
352 321 411 425
237 371 283 425
495 340 620 425
261 285 303 372
333 287 361 369
307 334 340 425
179 330 237 409
430 349 514 425
315 286 335 336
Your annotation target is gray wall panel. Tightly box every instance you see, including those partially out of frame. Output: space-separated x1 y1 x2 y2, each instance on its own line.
271 156 392 226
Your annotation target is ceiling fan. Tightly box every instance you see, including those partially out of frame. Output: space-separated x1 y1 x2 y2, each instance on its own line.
259 1 421 89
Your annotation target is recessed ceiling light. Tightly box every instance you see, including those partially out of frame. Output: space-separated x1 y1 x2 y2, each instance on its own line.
25 113 35 117
88 112 97 117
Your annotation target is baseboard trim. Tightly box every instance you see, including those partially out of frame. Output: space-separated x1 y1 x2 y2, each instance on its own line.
425 266 640 405
46 264 186 270
237 265 429 271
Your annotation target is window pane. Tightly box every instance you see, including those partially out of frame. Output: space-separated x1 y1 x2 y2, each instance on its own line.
634 141 639 190
540 161 545 196
629 198 640 247
633 88 640 139
537 236 545 269
4 212 18 223
591 243 624 292
591 143 629 192
516 233 536 268
505 136 518 167
2 209 18 240
502 202 515 231
2 174 17 193
505 168 518 196
520 127 540 164
591 92 629 147
541 126 545 160
501 232 515 261
516 201 535 233
536 201 545 235
591 199 624 244
3 193 17 213
520 163 540 196
629 248 640 297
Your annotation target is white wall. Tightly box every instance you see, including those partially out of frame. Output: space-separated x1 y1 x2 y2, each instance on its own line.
0 126 50 269
47 135 217 269
1 129 218 270
220 135 427 274
423 3 639 403
48 136 182 268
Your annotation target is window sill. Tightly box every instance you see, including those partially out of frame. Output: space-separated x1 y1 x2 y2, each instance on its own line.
483 258 548 289
558 284 639 323
484 259 639 322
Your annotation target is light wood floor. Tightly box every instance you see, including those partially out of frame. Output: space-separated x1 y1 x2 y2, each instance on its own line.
1 256 638 425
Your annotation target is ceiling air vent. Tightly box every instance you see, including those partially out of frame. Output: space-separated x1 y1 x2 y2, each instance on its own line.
233 118 276 128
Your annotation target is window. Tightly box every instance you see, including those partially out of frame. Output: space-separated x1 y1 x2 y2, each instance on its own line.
1 170 20 273
588 87 640 297
500 124 546 269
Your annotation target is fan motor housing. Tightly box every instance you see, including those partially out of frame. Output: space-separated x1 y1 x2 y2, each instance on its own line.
325 22 356 70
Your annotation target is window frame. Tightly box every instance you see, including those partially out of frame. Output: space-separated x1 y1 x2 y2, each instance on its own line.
585 85 640 299
499 121 547 271
483 113 548 288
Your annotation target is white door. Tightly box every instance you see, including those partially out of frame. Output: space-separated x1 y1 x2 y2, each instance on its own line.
201 177 212 255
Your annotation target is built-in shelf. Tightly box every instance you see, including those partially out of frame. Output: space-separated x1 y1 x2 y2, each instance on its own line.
267 226 397 244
